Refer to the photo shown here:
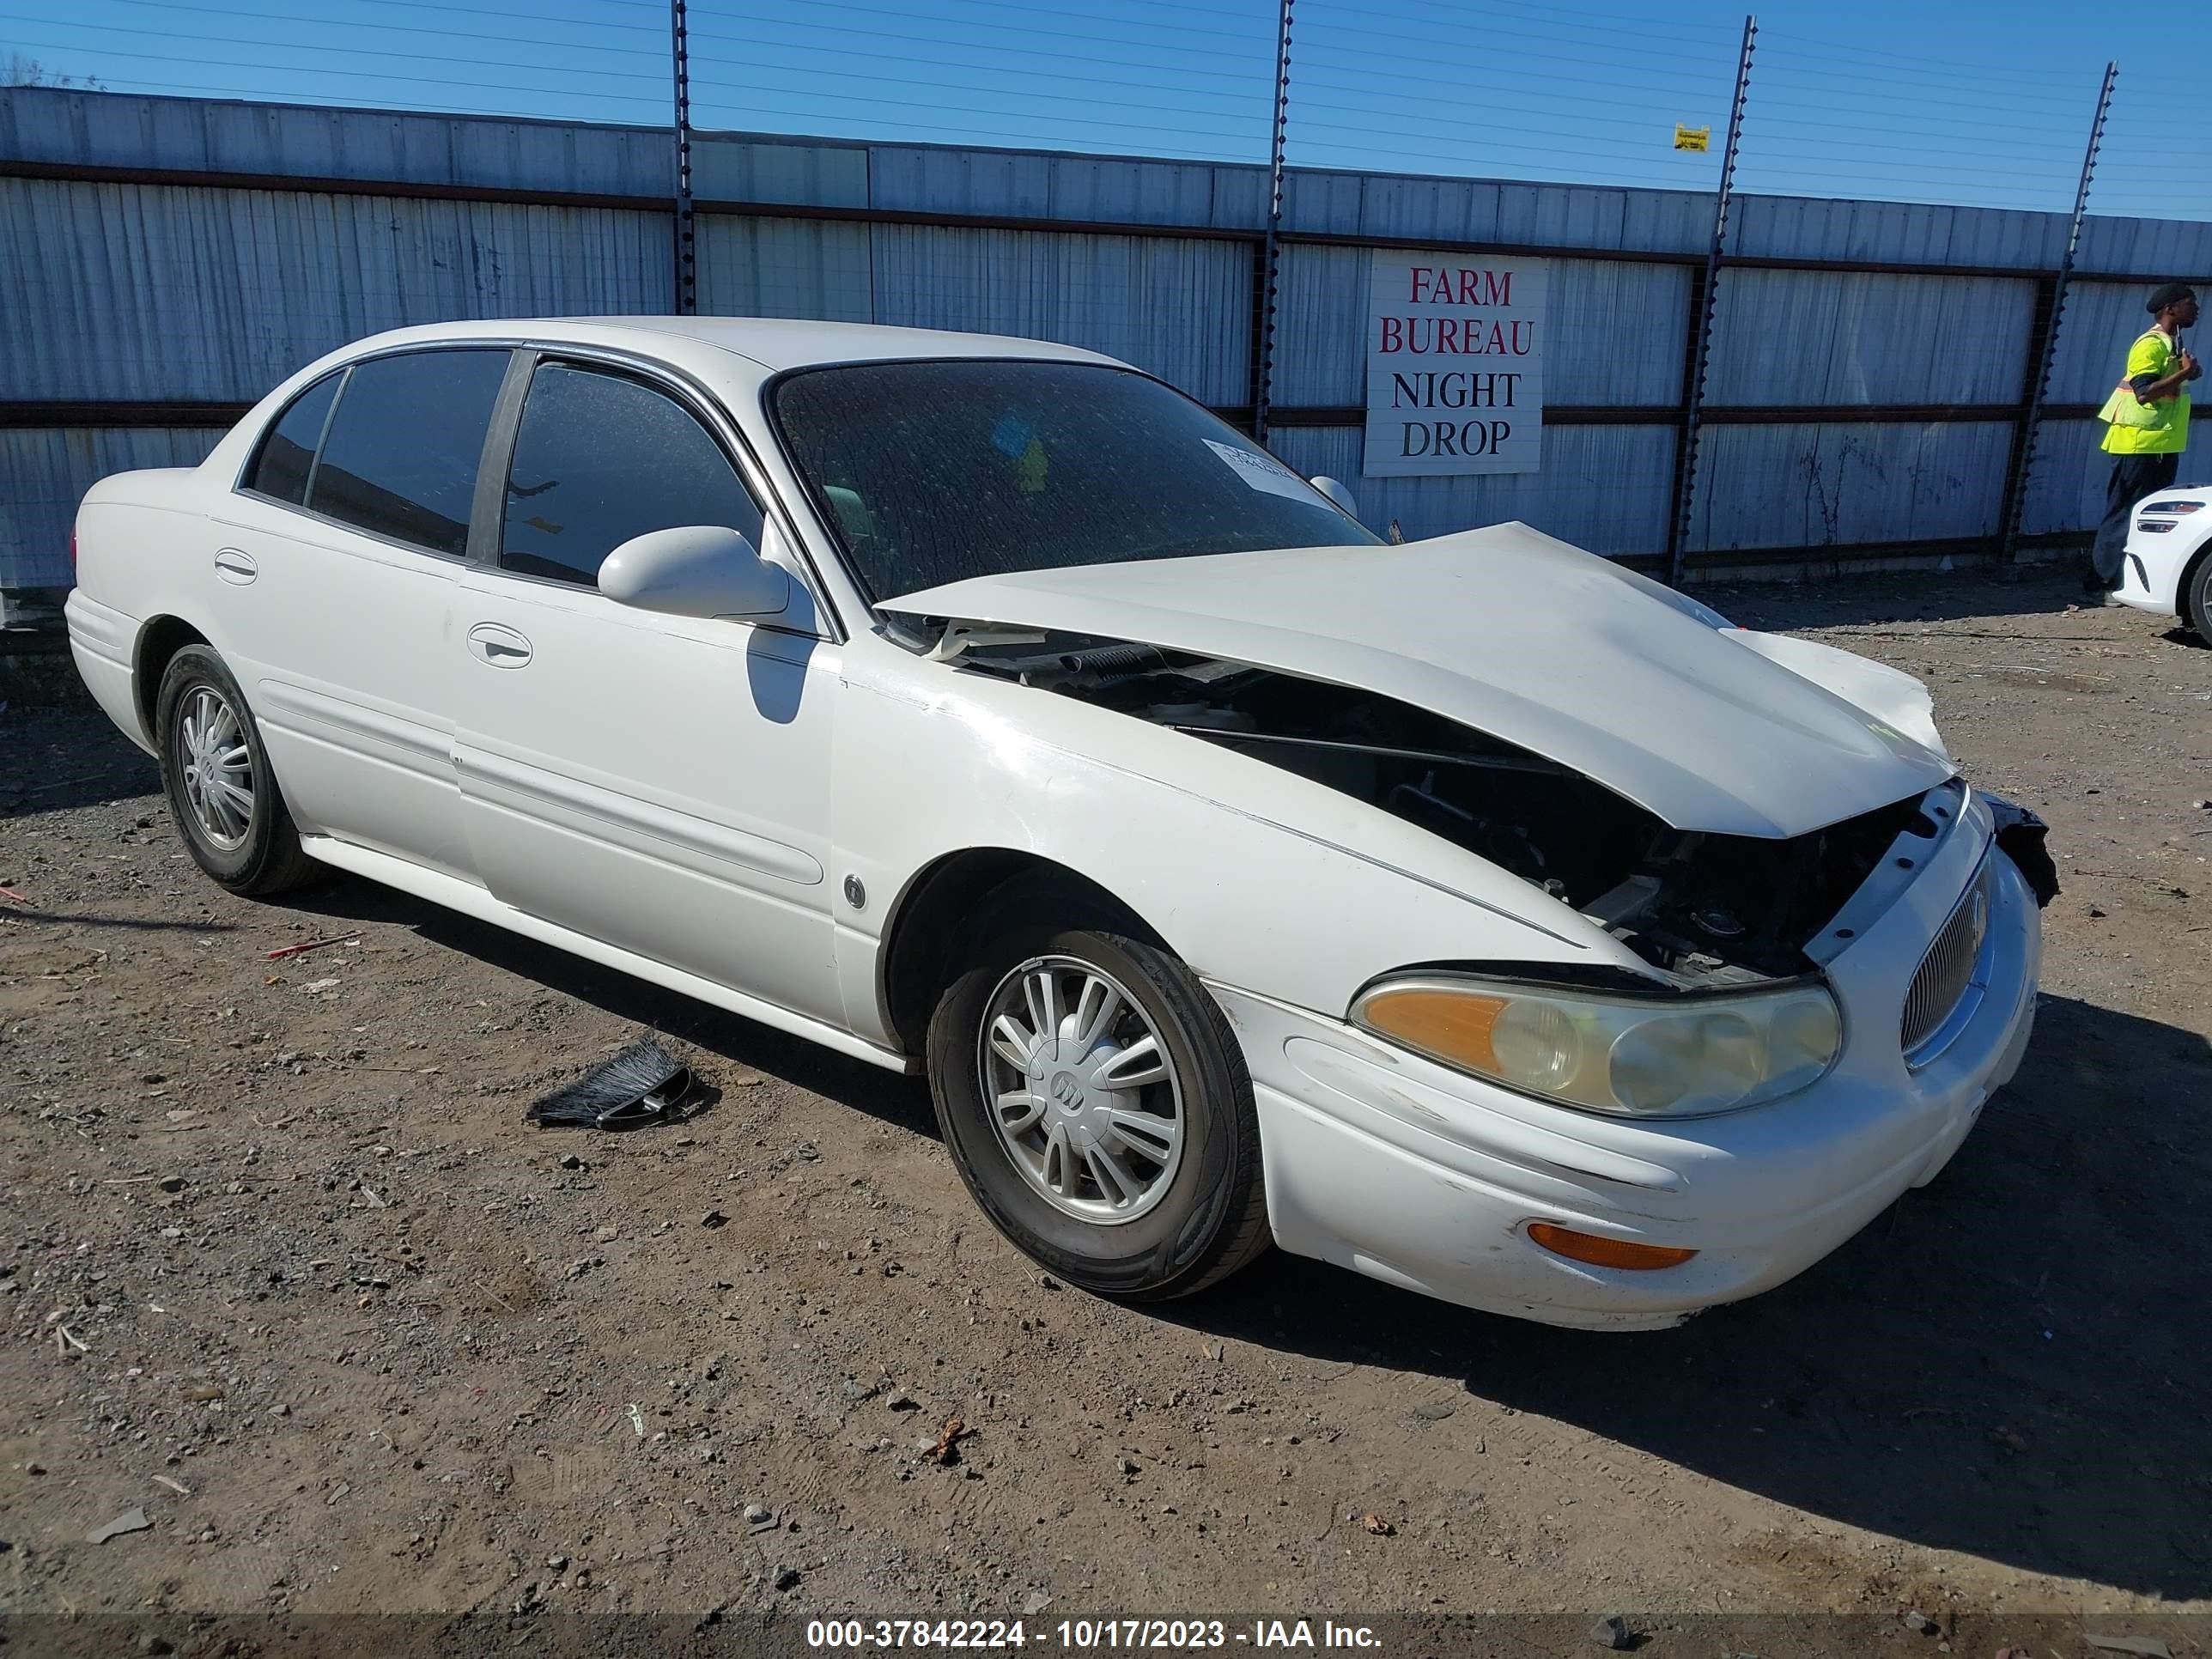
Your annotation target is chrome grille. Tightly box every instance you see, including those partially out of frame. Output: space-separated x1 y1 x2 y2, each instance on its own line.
1901 860 1993 1061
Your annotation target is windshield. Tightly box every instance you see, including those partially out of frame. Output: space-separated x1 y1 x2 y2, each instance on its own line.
770 359 1381 599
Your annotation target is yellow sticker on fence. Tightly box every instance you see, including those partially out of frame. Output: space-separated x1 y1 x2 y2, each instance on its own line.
1674 124 1711 151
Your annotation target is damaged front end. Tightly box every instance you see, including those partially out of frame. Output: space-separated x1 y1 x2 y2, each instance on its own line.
941 629 2054 988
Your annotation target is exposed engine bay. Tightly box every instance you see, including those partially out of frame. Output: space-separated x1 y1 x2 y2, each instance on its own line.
951 630 1974 985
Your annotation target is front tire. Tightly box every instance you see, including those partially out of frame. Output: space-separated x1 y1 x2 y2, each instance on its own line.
2184 548 2212 641
155 644 319 896
925 878 1270 1300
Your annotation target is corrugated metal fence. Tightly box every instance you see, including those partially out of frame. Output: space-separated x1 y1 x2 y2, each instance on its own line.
4 87 2210 602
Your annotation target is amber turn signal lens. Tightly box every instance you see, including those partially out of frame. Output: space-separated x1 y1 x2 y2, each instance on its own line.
1527 1223 1698 1271
1357 987 1508 1072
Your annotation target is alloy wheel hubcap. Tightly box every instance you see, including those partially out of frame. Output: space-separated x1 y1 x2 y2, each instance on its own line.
179 686 253 850
979 955 1185 1224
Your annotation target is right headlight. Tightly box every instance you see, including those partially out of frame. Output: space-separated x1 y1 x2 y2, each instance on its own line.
1351 974 1843 1119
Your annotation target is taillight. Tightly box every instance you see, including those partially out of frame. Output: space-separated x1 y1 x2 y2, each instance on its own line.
70 526 78 568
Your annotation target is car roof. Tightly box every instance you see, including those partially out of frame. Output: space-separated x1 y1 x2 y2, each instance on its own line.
351 316 1123 374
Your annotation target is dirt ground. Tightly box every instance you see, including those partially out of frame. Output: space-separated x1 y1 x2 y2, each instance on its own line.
2 568 2208 1650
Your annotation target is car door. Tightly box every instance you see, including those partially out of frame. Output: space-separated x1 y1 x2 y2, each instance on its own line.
213 347 513 879
451 353 844 1026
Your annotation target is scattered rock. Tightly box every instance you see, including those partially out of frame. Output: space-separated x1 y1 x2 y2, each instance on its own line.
775 1567 802 1592
547 1553 568 1571
841 1377 879 1404
2084 1639 2172 1659
157 1176 185 1193
180 1382 222 1402
139 1637 173 1656
594 1224 619 1243
1022 1590 1053 1616
744 1504 773 1526
886 1390 920 1413
2087 903 2107 918
1901 1610 1939 1636
25 1462 45 1476
1409 1401 1456 1422
557 1153 584 1170
701 1211 729 1231
566 1256 603 1279
1118 1455 1140 1478
88 1508 153 1545
1362 1513 1395 1536
1589 1614 1632 1650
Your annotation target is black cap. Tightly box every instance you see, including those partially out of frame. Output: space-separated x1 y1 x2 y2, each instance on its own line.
2148 282 2197 314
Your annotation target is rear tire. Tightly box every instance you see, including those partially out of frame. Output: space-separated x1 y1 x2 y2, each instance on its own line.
925 875 1270 1300
155 644 320 897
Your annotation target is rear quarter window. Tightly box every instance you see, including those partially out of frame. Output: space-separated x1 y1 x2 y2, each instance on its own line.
243 372 342 507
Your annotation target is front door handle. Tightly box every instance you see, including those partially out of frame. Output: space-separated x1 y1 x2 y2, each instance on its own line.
467 622 532 667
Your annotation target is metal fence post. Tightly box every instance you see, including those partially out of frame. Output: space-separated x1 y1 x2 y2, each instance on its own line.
1251 0 1292 447
1667 14 1755 588
671 0 697 316
2001 60 2116 563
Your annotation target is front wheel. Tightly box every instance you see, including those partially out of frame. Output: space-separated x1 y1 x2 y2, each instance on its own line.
925 884 1270 1300
155 644 319 896
2184 550 2212 641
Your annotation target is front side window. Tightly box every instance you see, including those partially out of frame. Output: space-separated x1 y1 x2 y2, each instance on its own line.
308 349 510 556
770 360 1379 599
500 363 765 587
244 371 342 506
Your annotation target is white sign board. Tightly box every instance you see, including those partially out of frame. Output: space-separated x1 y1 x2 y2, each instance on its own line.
1362 251 1547 477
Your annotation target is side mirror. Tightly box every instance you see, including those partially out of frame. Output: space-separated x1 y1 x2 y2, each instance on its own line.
1310 475 1360 521
598 525 790 619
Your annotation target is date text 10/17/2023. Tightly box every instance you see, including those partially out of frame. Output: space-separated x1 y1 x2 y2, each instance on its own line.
805 1620 1383 1650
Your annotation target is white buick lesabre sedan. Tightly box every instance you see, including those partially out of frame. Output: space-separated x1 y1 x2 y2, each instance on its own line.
66 319 2051 1329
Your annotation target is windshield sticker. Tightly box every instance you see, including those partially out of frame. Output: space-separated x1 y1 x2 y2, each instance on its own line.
991 413 1034 457
1204 440 1313 504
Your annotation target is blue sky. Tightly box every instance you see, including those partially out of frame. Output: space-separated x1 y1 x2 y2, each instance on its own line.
3 0 2200 221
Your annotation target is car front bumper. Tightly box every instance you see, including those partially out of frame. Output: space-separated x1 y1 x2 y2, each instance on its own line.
2114 523 2202 617
1210 820 2042 1331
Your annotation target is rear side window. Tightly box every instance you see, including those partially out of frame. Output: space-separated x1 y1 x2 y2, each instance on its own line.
245 372 341 506
501 362 764 586
308 350 510 556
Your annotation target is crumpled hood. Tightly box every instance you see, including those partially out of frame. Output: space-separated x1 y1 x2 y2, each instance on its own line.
881 522 1956 839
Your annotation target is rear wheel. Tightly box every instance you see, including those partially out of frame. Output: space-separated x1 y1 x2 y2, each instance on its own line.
925 878 1270 1300
156 645 319 896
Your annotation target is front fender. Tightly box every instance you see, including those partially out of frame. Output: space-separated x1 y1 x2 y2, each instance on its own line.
827 647 1648 1048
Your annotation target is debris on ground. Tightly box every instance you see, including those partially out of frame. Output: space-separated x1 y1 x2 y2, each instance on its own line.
1588 1614 1632 1650
927 1419 970 1466
528 1038 690 1130
264 932 362 961
2085 1638 2172 1659
88 1509 152 1544
1362 1513 1395 1536
1901 1610 1940 1635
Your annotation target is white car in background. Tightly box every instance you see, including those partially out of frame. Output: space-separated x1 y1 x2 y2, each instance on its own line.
2117 483 2212 636
65 319 2052 1330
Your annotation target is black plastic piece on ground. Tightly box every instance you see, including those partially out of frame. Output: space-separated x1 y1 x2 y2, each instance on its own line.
528 1039 691 1130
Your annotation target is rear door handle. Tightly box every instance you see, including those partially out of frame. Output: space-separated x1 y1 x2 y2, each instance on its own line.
466 622 532 667
215 548 258 585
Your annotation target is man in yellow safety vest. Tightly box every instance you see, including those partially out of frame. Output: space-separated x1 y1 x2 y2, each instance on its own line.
2088 282 2199 599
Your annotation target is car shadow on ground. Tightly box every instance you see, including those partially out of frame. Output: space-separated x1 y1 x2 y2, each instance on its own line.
1155 992 2212 1602
283 864 2212 1601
